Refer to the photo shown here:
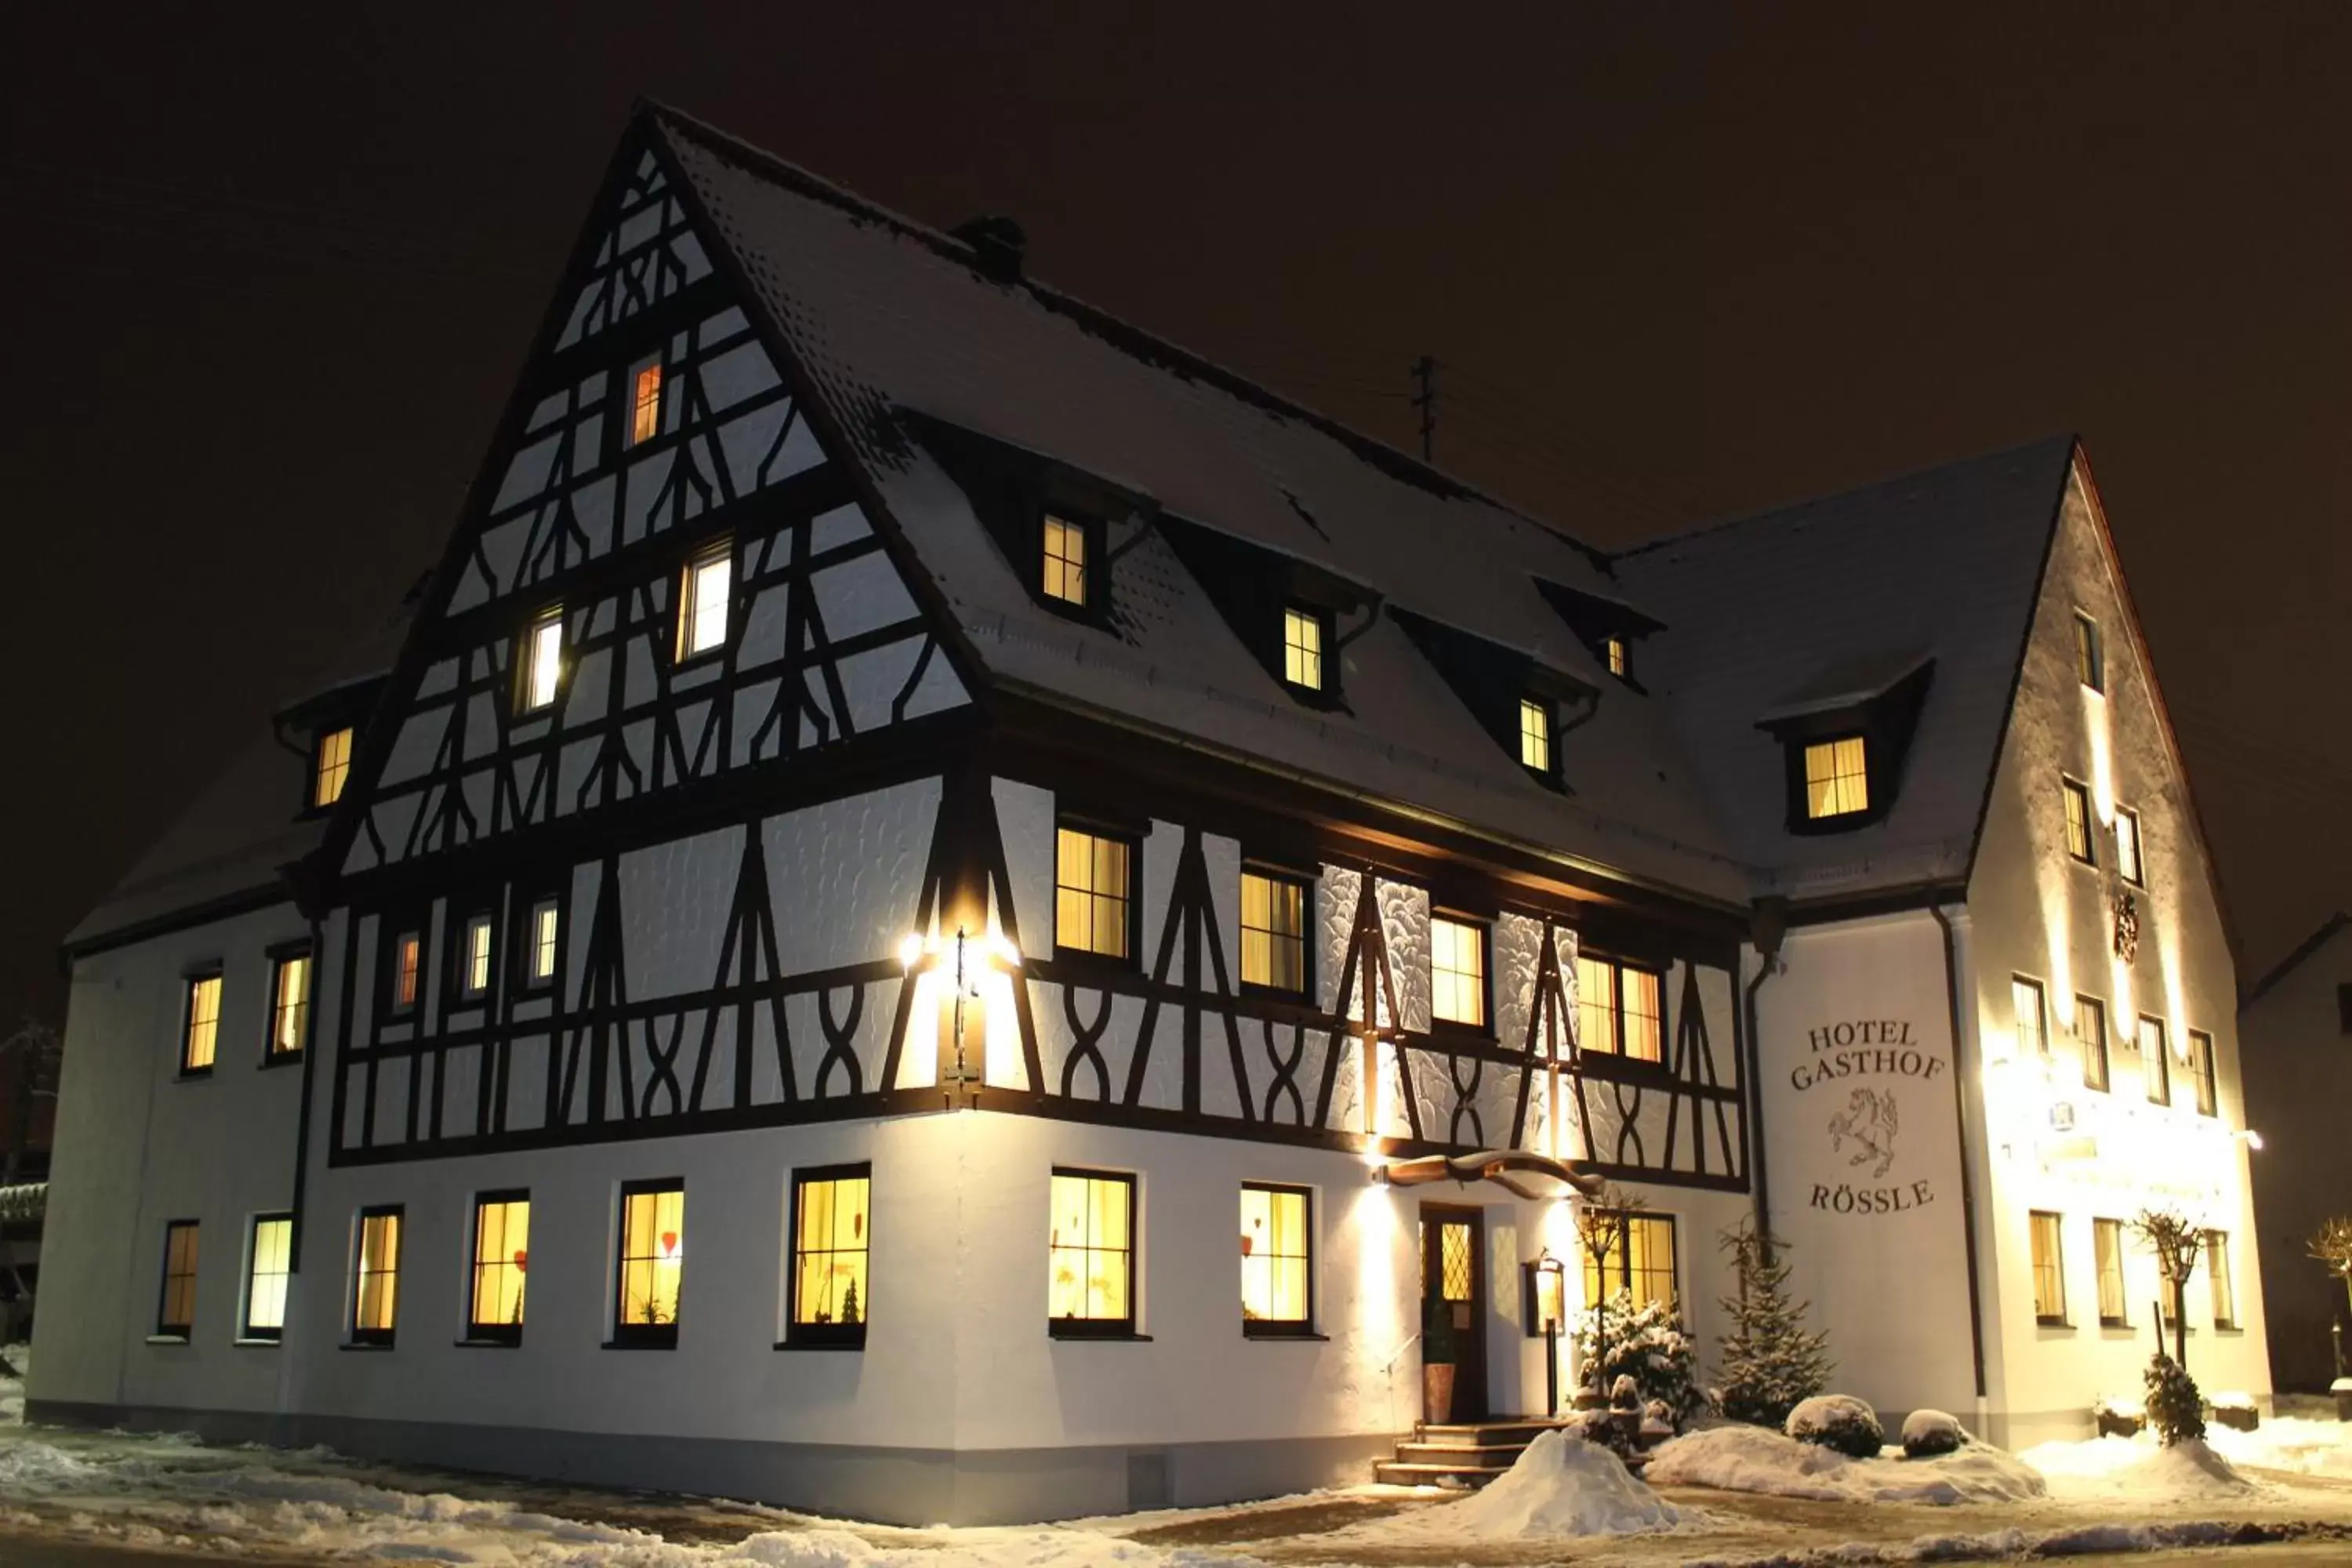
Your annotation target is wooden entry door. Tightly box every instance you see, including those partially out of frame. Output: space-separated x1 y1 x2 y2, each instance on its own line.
1420 1205 1487 1421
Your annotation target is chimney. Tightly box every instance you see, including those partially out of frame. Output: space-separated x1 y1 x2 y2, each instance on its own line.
950 215 1026 285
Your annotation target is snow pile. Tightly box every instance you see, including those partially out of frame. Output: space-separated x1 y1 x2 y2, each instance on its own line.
1441 1431 1680 1537
1786 1394 1882 1457
2020 1432 2257 1500
2208 1414 2352 1478
1647 1423 2045 1505
1898 1409 1964 1458
0 1342 27 1425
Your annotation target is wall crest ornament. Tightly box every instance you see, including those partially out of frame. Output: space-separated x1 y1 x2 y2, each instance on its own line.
2113 887 2140 964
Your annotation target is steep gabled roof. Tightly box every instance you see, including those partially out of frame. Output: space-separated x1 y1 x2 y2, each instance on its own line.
2241 910 2352 1012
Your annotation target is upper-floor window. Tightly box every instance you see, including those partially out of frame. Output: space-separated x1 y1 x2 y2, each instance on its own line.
351 1206 402 1347
1054 822 1133 962
182 971 222 1075
2062 779 2095 865
1574 954 1663 1063
1604 636 1629 680
789 1164 871 1348
2028 1210 2066 1325
1240 869 1308 994
461 913 494 1000
268 952 310 1060
527 899 561 989
156 1220 200 1338
314 727 353 809
2115 806 2144 887
1240 1182 1313 1335
2074 611 2103 693
2092 1216 2128 1327
244 1214 292 1342
469 1191 530 1344
1041 514 1089 607
615 1179 685 1347
1048 1167 1134 1336
1519 696 1554 775
2075 994 2110 1092
2139 1014 2169 1105
2205 1231 2237 1329
677 545 732 661
2188 1029 2218 1117
521 608 564 713
1580 1210 1676 1312
1282 606 1327 691
1429 914 1489 1030
390 929 423 1014
628 358 664 447
2013 976 2048 1058
1803 736 1869 820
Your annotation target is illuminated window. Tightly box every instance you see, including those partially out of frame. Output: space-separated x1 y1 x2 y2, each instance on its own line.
1240 870 1308 994
2115 807 2143 887
2062 779 2095 865
1281 606 1326 691
268 953 310 1059
2074 612 2103 693
1054 824 1133 960
462 914 494 1000
314 727 353 808
351 1207 401 1346
2205 1231 2236 1328
1240 1183 1312 1334
523 899 561 988
2028 1210 2066 1324
156 1220 199 1338
1579 1211 1677 1312
182 972 222 1074
1430 915 1488 1029
2093 1218 2128 1327
1048 1168 1134 1335
1604 636 1628 679
677 546 732 661
791 1164 870 1347
1519 697 1553 774
2075 995 2110 1092
390 930 422 1014
2013 976 2048 1058
243 1214 292 1342
629 358 663 446
468 1192 529 1344
1573 954 1663 1063
1041 515 1088 606
2139 1015 2169 1105
615 1180 684 1345
522 608 564 713
1802 736 1868 819
2188 1029 2217 1117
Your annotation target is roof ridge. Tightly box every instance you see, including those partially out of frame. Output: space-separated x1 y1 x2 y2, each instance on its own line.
2241 909 2352 1011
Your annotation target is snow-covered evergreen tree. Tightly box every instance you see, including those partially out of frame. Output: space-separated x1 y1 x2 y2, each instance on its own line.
1715 1221 1833 1428
1575 1290 1709 1430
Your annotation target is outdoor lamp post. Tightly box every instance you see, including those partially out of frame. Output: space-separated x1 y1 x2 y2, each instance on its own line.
1533 1249 1567 1417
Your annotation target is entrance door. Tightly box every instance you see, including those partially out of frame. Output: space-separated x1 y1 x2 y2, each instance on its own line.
1420 1205 1487 1421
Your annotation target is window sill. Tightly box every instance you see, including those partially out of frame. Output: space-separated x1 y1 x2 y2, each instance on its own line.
176 1069 214 1083
2035 1317 2074 1330
1243 1328 1328 1341
145 1334 191 1346
259 1053 304 1071
1048 1328 1152 1342
1051 949 1141 977
455 1338 521 1349
339 1342 396 1352
601 1338 679 1351
2098 1319 2132 1333
232 1337 282 1348
773 1339 866 1352
1427 1022 1498 1047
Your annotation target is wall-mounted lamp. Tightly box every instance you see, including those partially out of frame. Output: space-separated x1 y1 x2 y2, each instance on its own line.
899 925 1022 1099
2236 1129 2265 1152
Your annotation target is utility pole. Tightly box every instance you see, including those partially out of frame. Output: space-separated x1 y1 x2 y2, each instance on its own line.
1410 354 1437 461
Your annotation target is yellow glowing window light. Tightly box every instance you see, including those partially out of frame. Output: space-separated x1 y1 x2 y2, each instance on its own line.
524 610 564 711
2115 807 2143 887
1621 966 1662 1063
618 1184 684 1331
2092 1218 2128 1326
1605 636 1628 678
1041 515 1088 605
1240 871 1306 993
1282 607 1324 691
353 1209 401 1340
158 1221 199 1335
1519 697 1552 772
1803 736 1868 818
793 1170 870 1334
465 915 494 996
2074 612 2103 692
2012 976 2048 1057
393 931 421 1011
270 954 310 1057
1573 954 1617 1056
1573 955 1662 1064
2205 1231 2235 1327
1579 1211 1676 1312
1240 1184 1310 1329
183 974 221 1072
245 1215 292 1339
630 360 663 446
531 901 561 983
677 547 732 660
1430 916 1486 1029
2063 779 2094 864
1048 1170 1132 1325
314 727 353 808
2028 1210 2065 1323
470 1194 530 1337
1054 826 1131 960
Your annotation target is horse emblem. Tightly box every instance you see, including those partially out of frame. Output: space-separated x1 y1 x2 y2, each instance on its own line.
1828 1087 1899 1178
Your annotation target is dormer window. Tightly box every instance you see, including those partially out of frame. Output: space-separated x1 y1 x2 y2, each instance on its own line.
1042 515 1089 607
1803 736 1870 820
314 727 353 809
628 358 664 447
1282 606 1327 691
521 608 564 713
1604 637 1628 680
1519 697 1554 775
676 544 732 661
2074 612 2103 693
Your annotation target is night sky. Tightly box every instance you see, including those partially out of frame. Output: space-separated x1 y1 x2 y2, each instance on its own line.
8 4 2350 1033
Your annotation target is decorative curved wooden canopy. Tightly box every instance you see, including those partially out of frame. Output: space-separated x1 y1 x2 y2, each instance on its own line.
1377 1149 1602 1202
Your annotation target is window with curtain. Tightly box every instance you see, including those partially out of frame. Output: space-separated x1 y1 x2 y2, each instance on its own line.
2013 976 2048 1058
182 973 221 1074
244 1214 292 1341
1240 870 1308 994
1054 824 1133 960
1240 1183 1312 1334
791 1165 871 1347
2092 1217 2127 1327
1048 1169 1134 1335
1803 736 1868 818
156 1221 199 1338
2029 1210 2067 1324
1430 916 1488 1029
1573 954 1663 1063
615 1181 685 1345
1579 1211 1677 1312
2075 995 2110 1091
469 1192 530 1343
351 1207 401 1346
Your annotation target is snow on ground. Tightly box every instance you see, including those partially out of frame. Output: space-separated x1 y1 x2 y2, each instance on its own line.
2018 1432 2259 1500
2207 1414 2352 1479
0 1342 26 1426
1392 1431 1682 1540
1646 1424 2046 1505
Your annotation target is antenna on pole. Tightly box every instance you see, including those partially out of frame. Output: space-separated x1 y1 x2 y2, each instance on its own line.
1410 354 1438 462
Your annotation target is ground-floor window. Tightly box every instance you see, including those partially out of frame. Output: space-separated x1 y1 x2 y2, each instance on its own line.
156 1220 199 1338
1048 1168 1134 1336
790 1164 871 1347
352 1207 402 1346
614 1180 685 1347
2205 1231 2237 1329
243 1214 292 1341
2029 1210 2067 1325
469 1192 530 1343
1240 1182 1312 1334
2092 1217 2128 1327
1579 1210 1677 1312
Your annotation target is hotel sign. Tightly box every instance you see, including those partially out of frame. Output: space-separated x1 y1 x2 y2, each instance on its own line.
1793 1018 1943 1218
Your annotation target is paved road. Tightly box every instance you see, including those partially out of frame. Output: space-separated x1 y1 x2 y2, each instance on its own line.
0 1540 310 1567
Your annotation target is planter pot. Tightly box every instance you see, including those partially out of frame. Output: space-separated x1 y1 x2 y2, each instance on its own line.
2337 1389 2352 1424
2211 1404 2259 1433
1423 1363 1457 1426
2095 1410 2144 1439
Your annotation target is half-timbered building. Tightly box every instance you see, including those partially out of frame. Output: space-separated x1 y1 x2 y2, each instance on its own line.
31 103 2267 1522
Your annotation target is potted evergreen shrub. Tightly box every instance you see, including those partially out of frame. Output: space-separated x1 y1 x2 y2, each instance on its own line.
1422 1294 1460 1425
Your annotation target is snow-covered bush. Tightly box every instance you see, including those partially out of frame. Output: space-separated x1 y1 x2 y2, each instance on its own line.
1787 1394 1883 1459
1900 1409 1965 1458
2145 1353 2205 1446
1575 1290 1711 1432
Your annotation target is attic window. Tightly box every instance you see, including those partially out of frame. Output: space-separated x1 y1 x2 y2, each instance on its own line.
1282 606 1327 691
677 544 732 662
1803 738 1870 820
1519 697 1554 775
629 358 664 447
521 608 564 713
314 726 353 809
2074 612 2103 694
1042 515 1089 607
1759 654 1933 834
1604 637 1628 680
